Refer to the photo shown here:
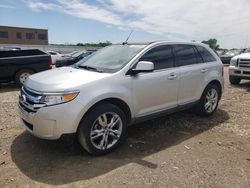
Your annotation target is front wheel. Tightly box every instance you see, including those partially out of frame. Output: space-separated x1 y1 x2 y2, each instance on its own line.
229 76 241 85
195 84 220 116
77 103 127 155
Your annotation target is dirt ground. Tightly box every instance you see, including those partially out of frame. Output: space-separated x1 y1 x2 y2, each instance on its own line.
0 67 249 188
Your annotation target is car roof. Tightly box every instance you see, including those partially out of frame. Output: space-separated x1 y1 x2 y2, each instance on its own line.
118 41 209 47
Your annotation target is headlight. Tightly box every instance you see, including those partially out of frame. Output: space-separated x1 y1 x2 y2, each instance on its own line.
230 58 238 66
41 92 79 106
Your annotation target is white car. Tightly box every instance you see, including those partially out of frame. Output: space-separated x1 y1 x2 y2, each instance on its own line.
19 41 224 154
229 48 250 84
46 51 64 65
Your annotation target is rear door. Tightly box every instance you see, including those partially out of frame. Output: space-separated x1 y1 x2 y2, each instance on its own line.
174 45 207 105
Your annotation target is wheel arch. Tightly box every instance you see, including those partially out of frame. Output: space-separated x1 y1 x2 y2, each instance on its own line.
204 79 223 99
79 97 132 126
13 67 36 80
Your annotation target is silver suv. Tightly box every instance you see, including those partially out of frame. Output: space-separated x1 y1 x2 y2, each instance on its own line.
19 41 224 154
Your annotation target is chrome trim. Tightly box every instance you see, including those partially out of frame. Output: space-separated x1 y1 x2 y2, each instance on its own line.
24 86 80 96
18 103 35 124
238 59 250 68
21 87 42 103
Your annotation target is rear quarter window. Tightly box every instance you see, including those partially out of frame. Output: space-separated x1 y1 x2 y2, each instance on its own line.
196 46 216 62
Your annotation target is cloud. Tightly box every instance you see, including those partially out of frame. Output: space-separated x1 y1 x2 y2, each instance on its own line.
25 0 124 25
24 0 250 48
24 0 59 11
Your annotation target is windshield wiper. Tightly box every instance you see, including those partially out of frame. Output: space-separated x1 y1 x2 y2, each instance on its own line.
78 65 103 73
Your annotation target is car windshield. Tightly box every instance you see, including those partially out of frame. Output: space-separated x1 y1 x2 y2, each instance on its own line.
225 50 241 55
72 52 84 58
76 44 146 73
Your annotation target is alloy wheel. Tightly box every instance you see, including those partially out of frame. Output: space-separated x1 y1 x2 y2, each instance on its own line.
204 88 218 113
90 112 123 150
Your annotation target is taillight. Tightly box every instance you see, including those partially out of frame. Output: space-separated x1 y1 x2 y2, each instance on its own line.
48 57 52 69
221 66 224 77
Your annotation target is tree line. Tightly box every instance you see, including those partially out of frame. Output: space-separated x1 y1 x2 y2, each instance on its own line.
76 41 112 47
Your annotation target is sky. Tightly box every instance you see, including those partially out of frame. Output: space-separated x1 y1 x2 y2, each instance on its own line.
0 0 250 49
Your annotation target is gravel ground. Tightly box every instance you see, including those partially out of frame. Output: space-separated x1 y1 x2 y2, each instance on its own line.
0 66 249 188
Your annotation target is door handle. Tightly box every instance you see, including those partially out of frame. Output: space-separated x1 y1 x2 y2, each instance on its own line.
201 68 208 73
168 73 177 80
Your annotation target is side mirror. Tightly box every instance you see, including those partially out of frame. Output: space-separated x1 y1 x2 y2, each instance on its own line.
127 61 154 75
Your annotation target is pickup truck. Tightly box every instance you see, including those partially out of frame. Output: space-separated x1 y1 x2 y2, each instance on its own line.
229 47 250 84
0 49 52 86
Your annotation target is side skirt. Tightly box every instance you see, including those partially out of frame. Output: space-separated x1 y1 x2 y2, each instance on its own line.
130 101 199 125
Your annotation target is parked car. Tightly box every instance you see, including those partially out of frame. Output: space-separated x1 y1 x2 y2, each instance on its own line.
64 51 79 57
216 50 227 57
55 51 94 67
220 49 242 64
46 51 64 65
229 47 250 84
0 49 52 86
19 41 224 154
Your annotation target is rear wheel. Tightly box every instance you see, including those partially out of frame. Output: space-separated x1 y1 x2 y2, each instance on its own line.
229 76 241 85
77 103 127 155
195 84 220 116
15 69 34 87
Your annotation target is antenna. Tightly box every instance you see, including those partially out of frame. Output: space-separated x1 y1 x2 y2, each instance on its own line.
123 30 133 45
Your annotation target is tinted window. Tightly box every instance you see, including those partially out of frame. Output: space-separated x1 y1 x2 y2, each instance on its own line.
16 32 22 39
26 33 34 40
140 45 174 70
0 31 8 38
194 47 203 64
196 46 216 62
174 45 198 66
38 34 47 40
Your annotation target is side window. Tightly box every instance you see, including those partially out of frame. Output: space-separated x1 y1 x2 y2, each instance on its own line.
174 45 198 66
196 46 216 62
194 47 204 64
139 45 174 70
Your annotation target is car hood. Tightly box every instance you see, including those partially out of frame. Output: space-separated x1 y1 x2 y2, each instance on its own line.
25 67 111 92
233 53 250 60
221 54 234 58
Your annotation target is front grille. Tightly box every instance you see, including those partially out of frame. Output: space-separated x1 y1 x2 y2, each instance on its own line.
238 59 250 68
243 71 250 75
19 87 46 112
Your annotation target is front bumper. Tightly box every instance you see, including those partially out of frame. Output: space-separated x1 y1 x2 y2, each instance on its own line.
229 66 250 79
19 97 84 140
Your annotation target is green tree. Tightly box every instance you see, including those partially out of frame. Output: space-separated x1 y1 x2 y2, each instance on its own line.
76 41 112 47
202 39 220 50
76 43 84 46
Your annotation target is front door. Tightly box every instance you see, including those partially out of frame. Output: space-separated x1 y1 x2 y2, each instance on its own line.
131 45 180 117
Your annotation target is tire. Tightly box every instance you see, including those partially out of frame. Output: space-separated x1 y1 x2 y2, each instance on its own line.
195 84 220 116
229 76 241 85
77 103 127 155
15 69 34 87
